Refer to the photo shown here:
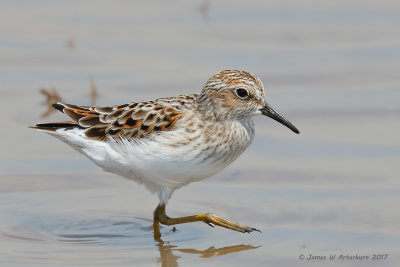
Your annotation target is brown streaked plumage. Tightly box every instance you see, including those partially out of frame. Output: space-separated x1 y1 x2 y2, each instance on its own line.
32 70 299 238
50 99 187 141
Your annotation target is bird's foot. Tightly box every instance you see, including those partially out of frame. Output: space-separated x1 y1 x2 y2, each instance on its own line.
153 204 260 237
202 213 260 233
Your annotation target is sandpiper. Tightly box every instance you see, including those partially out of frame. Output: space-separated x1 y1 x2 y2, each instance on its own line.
32 70 299 237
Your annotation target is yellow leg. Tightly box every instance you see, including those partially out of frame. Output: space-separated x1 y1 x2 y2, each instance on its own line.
153 204 259 237
153 213 161 238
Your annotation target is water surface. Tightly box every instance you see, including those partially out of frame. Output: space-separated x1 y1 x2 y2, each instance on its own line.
0 1 399 266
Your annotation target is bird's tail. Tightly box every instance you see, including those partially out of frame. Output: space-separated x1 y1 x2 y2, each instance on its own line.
30 121 81 132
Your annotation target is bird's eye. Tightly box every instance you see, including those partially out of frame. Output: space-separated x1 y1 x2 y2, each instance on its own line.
234 88 249 99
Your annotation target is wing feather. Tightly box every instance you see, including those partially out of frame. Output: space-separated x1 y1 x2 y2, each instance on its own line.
51 100 185 141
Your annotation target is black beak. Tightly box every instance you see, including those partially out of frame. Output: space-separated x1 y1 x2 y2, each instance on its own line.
261 103 300 134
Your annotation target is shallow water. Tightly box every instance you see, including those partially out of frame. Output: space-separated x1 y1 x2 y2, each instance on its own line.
1 1 400 266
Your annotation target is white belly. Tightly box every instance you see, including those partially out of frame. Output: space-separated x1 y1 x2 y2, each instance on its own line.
49 119 254 203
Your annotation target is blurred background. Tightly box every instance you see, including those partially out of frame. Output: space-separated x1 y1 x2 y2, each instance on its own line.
0 1 399 266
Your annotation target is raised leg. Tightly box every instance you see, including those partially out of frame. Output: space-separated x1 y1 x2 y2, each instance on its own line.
153 204 259 237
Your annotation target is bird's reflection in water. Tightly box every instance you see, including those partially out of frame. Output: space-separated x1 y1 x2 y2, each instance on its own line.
155 237 260 267
155 238 181 267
